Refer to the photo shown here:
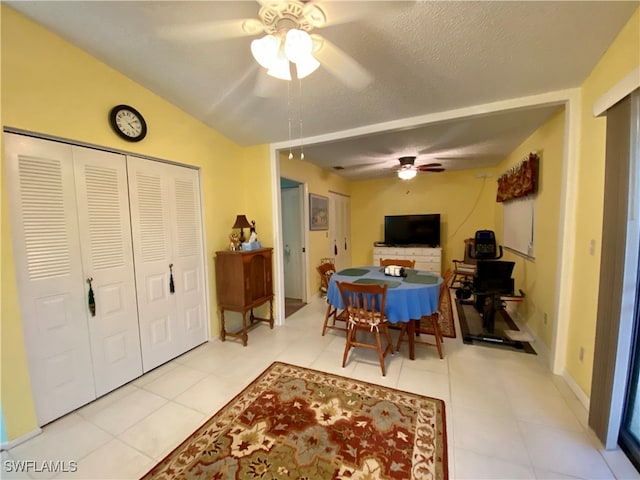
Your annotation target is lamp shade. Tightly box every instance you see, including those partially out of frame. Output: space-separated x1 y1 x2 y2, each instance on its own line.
267 50 292 80
284 29 313 64
251 35 280 69
295 55 320 79
232 215 252 229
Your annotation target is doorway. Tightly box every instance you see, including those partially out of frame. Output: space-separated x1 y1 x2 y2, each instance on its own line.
280 177 306 317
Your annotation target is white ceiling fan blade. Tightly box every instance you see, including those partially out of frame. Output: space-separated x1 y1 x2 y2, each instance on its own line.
157 18 264 42
311 34 372 90
333 161 381 171
318 1 377 26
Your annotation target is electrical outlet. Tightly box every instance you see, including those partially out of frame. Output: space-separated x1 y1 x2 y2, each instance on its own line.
579 347 584 363
544 312 548 325
589 239 596 256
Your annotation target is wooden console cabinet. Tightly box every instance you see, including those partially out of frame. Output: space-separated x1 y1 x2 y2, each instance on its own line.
214 248 274 346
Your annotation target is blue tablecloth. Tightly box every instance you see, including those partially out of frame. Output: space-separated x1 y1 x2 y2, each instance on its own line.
327 266 442 324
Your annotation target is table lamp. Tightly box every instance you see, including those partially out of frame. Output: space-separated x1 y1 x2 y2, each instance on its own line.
232 215 252 243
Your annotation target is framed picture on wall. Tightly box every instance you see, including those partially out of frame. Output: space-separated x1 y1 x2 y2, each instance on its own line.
309 193 329 231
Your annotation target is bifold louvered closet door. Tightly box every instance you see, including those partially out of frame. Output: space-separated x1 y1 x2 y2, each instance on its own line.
127 156 207 372
5 134 207 425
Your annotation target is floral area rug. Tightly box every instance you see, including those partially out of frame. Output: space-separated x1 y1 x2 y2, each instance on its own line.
142 362 448 479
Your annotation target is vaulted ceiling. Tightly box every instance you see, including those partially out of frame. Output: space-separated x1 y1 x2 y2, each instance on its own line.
7 1 637 179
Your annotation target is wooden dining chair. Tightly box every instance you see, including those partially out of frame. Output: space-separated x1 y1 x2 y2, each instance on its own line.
396 268 452 359
317 261 336 297
379 258 416 268
318 261 349 335
451 238 477 287
337 281 395 376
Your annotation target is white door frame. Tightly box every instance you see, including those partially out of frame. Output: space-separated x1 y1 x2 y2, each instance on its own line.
271 158 310 326
280 178 307 302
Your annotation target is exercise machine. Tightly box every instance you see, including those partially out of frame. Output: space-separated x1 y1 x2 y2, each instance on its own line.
457 230 526 348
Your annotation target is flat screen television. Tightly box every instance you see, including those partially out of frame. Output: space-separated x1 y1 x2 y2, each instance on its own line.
384 214 440 247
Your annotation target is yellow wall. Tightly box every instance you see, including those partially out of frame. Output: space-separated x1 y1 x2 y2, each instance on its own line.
279 153 350 294
1 6 272 441
350 168 498 270
2 0 638 442
565 7 640 395
348 112 564 353
495 109 566 348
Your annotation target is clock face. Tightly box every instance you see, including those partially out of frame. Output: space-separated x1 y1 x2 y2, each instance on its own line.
109 105 147 142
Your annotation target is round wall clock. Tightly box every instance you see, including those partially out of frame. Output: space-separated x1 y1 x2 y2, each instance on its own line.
109 104 147 142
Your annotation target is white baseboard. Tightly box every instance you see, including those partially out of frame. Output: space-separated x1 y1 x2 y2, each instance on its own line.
1 427 42 451
506 304 591 411
562 369 591 411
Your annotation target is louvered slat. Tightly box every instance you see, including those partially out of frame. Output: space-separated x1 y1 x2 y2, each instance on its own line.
136 173 166 262
19 156 71 280
84 165 126 270
174 178 197 257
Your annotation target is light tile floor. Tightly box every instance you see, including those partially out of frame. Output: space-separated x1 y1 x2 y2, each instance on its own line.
3 293 639 479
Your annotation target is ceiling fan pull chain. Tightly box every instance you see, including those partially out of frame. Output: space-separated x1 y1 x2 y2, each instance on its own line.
288 80 293 160
299 78 305 160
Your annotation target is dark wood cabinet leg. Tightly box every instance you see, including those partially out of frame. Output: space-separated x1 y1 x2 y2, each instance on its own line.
268 298 274 329
220 309 226 341
241 311 248 346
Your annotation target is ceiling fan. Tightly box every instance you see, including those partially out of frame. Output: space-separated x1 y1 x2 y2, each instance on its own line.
396 156 445 180
159 0 373 90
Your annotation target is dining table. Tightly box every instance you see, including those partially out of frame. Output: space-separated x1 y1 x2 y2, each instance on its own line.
326 265 443 360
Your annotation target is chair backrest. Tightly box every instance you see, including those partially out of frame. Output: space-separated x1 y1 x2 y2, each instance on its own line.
317 262 336 291
379 258 416 268
442 268 453 288
462 238 477 264
337 281 387 325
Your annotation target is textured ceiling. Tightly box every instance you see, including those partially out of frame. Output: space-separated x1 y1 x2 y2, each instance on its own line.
6 1 638 179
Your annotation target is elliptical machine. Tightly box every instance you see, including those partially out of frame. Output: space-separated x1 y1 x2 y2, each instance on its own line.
456 230 526 348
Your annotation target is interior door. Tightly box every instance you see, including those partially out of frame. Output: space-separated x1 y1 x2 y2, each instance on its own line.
329 192 351 271
127 156 206 372
4 133 96 425
281 185 303 300
73 147 142 396
167 167 207 352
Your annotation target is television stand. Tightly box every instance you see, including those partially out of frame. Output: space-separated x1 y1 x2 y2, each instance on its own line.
372 246 441 275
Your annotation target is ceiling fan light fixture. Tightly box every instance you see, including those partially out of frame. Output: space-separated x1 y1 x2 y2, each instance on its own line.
398 168 417 180
251 35 280 69
295 54 320 79
266 51 292 80
284 29 313 64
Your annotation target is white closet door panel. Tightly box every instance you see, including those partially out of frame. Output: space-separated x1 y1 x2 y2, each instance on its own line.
168 167 207 351
329 193 351 270
4 133 95 425
127 156 184 371
73 147 143 395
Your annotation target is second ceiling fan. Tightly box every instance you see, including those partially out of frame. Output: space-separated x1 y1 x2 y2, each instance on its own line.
396 156 445 180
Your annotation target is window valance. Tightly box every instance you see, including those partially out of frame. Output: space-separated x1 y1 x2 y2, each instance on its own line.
496 152 540 202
